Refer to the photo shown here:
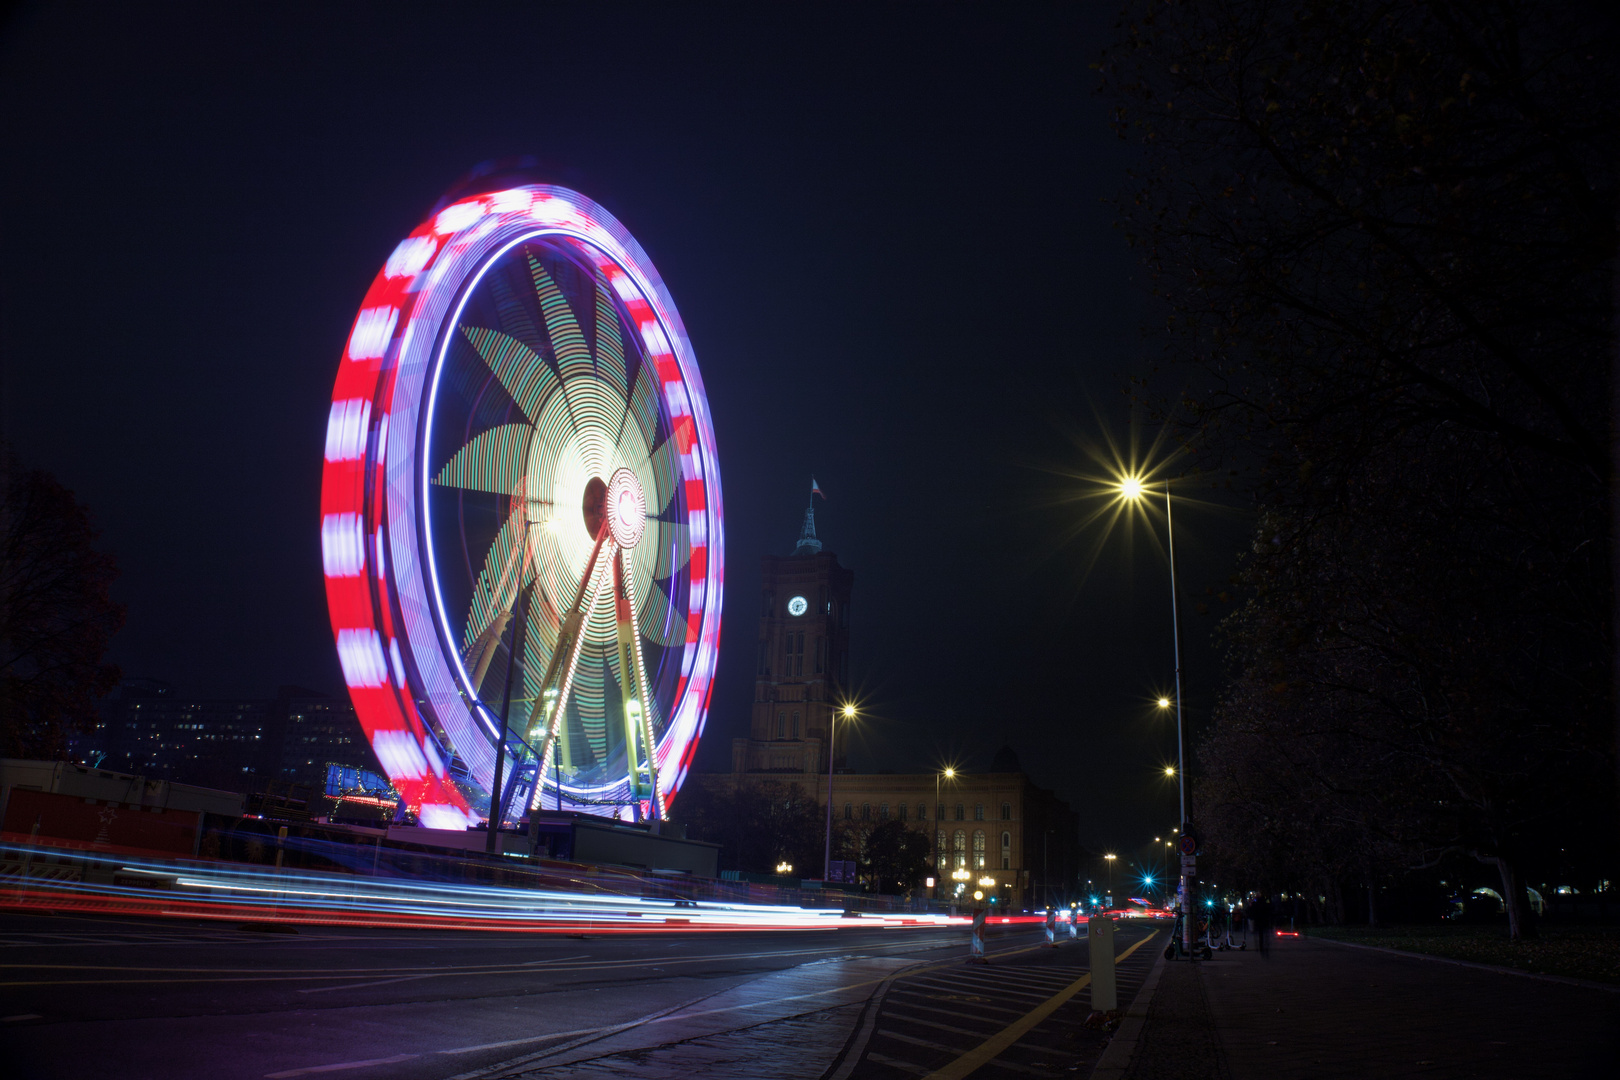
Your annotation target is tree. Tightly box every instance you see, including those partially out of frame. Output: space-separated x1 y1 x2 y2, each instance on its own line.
1104 0 1617 939
861 820 933 895
675 779 824 875
0 448 124 759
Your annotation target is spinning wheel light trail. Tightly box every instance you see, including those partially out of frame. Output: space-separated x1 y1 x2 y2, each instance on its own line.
322 182 723 828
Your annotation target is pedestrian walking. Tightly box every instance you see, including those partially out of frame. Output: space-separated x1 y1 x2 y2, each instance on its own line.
970 903 988 963
1253 893 1272 957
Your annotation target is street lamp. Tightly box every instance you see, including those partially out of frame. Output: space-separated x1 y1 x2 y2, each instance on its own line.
1123 475 1193 958
1104 853 1116 905
824 702 856 881
934 766 956 900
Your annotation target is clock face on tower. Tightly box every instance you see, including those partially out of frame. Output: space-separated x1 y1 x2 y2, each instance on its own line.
787 595 808 617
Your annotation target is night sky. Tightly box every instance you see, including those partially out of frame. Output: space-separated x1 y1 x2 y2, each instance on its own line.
0 3 1252 863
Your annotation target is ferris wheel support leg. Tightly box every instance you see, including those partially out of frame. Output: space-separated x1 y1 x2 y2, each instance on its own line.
525 529 615 813
613 549 660 819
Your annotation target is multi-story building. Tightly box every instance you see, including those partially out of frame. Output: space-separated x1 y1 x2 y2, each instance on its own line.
84 683 381 796
274 690 374 791
714 503 1084 906
92 681 272 791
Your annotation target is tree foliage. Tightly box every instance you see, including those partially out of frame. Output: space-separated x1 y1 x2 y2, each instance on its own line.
676 779 825 875
860 819 934 895
0 449 124 759
1105 0 1617 937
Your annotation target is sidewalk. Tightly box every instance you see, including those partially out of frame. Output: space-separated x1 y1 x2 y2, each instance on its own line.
1120 933 1620 1080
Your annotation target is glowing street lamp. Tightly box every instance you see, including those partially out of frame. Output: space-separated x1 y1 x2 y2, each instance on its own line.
1104 853 1117 903
824 702 857 881
934 765 957 897
1121 474 1193 957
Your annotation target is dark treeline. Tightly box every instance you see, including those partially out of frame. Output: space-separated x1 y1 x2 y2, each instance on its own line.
677 779 933 894
1105 0 1616 938
0 446 124 759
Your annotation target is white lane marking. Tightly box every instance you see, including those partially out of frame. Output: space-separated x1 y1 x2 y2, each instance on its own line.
867 1052 930 1075
877 1028 960 1053
265 1052 419 1077
905 976 1051 1002
297 974 434 995
520 953 591 966
880 1010 997 1038
3 1013 43 1021
886 991 1024 1017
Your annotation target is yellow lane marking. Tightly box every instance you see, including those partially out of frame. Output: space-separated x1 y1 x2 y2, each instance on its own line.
920 931 1157 1080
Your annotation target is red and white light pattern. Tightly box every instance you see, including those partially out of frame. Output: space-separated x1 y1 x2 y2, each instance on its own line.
321 185 723 826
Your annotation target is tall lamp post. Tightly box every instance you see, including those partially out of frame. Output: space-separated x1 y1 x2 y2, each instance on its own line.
934 767 955 900
1103 853 1116 906
824 702 855 881
1123 475 1192 958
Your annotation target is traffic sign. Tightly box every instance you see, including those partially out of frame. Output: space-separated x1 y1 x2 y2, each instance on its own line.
1180 855 1197 872
1178 834 1198 856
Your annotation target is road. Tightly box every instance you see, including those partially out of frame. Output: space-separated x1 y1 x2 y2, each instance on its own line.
0 910 1162 1079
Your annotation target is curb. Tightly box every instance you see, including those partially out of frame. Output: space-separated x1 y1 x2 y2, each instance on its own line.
1090 940 1170 1079
1309 935 1620 994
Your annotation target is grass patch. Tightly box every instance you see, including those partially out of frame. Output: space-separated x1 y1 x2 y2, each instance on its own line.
1310 923 1620 985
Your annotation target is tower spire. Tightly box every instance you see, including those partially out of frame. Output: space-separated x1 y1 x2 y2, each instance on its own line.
795 477 824 555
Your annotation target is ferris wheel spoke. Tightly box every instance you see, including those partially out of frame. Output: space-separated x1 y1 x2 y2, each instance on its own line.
619 360 662 461
593 272 629 408
613 546 661 818
460 326 559 427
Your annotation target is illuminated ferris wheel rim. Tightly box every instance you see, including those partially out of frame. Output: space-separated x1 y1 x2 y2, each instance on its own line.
322 183 724 826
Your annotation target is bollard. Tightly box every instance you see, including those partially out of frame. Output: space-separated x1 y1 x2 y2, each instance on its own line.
1091 914 1118 1012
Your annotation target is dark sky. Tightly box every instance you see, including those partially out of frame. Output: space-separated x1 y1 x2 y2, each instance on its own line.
0 3 1251 864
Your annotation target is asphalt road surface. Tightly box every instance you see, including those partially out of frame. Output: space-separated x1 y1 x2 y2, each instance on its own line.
0 911 1162 1080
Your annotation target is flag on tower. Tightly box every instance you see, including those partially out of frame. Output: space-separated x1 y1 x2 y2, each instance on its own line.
811 477 825 500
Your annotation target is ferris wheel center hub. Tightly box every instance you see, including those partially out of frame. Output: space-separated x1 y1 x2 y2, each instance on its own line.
583 467 646 549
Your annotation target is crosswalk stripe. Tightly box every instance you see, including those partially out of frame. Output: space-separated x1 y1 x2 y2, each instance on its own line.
906 979 1051 1003
877 1029 959 1053
868 1051 930 1076
880 1010 998 1038
884 993 1024 1019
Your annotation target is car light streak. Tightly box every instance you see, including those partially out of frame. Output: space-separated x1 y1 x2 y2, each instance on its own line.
0 843 972 934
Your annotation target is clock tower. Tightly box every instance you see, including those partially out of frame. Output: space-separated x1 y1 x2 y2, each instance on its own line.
731 499 854 775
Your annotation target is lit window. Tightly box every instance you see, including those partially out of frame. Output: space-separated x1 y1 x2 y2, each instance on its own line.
973 830 986 869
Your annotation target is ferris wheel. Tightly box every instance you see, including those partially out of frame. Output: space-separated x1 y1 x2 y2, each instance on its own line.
321 183 723 829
